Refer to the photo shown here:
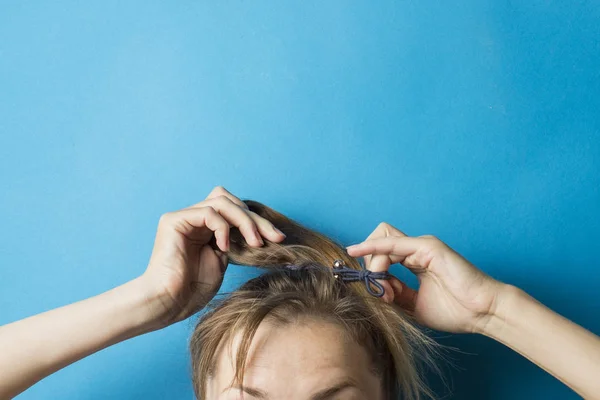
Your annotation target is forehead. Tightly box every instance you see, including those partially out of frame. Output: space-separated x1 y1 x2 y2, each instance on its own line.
208 319 383 400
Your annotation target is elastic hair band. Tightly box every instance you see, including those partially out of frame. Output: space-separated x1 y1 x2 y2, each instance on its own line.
331 259 390 297
282 259 391 297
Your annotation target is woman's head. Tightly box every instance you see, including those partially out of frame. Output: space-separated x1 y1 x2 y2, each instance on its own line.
190 201 438 399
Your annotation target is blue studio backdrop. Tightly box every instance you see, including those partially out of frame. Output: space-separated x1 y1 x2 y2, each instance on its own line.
1 2 599 399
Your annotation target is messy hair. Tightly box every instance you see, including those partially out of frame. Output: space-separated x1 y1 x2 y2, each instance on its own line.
189 200 441 399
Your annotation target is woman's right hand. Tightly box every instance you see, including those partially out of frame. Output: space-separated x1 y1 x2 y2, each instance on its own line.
139 186 286 329
346 222 507 334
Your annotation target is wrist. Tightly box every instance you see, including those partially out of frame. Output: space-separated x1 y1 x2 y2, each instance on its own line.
473 283 526 337
120 276 171 334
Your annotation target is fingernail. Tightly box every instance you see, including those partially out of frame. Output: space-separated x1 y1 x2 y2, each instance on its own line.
274 227 286 237
346 244 357 249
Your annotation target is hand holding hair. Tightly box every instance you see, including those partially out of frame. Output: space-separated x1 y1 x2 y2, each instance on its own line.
347 222 600 399
140 186 286 328
0 186 285 399
346 223 502 334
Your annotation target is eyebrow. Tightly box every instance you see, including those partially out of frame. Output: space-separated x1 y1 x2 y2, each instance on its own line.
225 385 267 399
226 380 358 400
311 380 358 400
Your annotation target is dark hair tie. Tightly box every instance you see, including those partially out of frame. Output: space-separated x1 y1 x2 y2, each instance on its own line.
332 259 391 298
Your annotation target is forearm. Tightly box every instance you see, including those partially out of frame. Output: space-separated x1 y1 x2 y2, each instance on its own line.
0 277 160 399
479 284 600 399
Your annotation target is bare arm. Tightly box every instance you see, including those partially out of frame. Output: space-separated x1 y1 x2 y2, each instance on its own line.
0 186 285 398
346 225 600 399
0 277 158 398
479 284 600 399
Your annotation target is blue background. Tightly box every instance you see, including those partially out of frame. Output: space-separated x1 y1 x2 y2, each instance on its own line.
1 1 599 399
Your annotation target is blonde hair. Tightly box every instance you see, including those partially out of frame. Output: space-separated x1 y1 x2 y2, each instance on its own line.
189 200 441 399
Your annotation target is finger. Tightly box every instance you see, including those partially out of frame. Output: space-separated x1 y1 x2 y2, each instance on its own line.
365 222 408 241
194 244 227 286
246 210 287 242
362 222 408 270
211 248 229 274
378 279 395 304
347 236 422 261
185 186 250 210
389 277 417 312
163 207 231 252
192 187 285 242
347 236 430 273
201 196 264 247
203 197 285 244
367 253 393 273
366 251 410 305
206 186 249 210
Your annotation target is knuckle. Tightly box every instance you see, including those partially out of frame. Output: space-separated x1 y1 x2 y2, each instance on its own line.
158 212 173 224
212 194 229 204
212 186 228 195
423 234 441 244
214 195 236 207
422 235 444 247
202 206 218 216
202 207 227 228
215 220 229 232
377 221 391 229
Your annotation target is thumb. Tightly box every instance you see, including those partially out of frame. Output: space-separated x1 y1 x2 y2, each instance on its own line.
389 276 417 312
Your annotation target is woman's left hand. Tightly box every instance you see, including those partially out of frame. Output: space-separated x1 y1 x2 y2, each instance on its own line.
346 222 506 334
